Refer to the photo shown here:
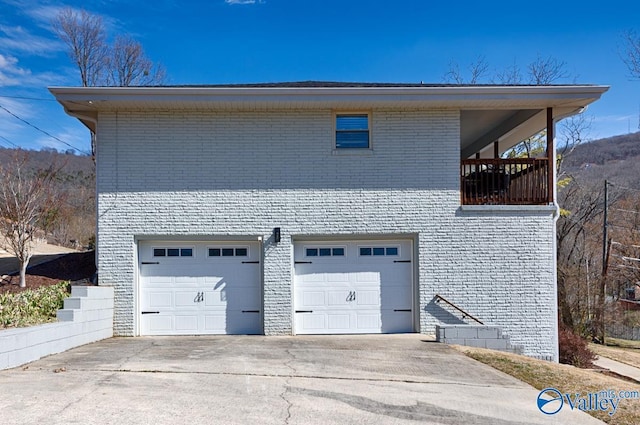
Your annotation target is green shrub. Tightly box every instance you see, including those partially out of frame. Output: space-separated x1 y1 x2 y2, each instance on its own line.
0 282 70 328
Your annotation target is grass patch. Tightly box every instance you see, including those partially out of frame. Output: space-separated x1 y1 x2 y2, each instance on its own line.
454 345 640 425
0 281 70 328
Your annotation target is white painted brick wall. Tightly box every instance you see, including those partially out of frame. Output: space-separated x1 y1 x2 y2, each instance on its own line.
95 109 557 360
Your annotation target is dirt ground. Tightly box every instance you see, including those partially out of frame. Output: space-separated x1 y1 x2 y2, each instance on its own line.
0 251 96 294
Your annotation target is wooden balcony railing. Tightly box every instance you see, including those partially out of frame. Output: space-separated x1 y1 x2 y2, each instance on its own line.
461 158 550 205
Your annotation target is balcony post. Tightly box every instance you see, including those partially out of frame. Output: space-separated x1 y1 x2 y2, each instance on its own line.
546 107 554 204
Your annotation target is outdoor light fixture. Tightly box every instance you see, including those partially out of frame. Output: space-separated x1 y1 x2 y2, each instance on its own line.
273 227 281 243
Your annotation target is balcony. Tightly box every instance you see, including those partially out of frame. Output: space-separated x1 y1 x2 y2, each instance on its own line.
461 158 550 205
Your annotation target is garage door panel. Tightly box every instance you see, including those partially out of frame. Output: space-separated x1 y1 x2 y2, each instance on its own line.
326 273 350 283
219 312 261 334
294 240 413 335
175 315 199 331
146 292 172 309
328 314 350 329
354 272 380 284
206 287 261 305
356 314 380 330
175 291 201 308
139 241 262 336
381 310 413 333
146 315 173 333
296 273 324 284
327 290 350 306
356 290 379 306
300 314 326 330
302 291 325 306
143 276 174 286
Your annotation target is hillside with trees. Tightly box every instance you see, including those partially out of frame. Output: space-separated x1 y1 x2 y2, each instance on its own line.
0 147 95 251
562 131 640 186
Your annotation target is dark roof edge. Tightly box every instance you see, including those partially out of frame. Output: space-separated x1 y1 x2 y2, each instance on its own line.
81 80 606 89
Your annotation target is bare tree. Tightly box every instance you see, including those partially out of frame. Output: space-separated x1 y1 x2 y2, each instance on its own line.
53 8 107 87
53 8 166 159
557 113 593 180
527 55 570 84
106 35 166 86
494 60 523 84
53 8 166 87
443 54 570 85
443 56 489 84
621 29 640 79
0 152 61 287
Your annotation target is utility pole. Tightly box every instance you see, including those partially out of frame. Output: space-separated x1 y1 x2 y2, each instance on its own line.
597 180 610 345
602 180 608 273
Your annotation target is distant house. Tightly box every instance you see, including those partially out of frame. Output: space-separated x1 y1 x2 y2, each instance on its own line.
51 82 607 360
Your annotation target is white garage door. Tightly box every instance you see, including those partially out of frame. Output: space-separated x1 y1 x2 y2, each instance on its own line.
138 241 261 335
294 240 413 334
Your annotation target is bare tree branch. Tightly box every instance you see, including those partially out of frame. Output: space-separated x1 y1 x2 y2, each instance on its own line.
527 54 569 84
621 29 640 80
442 56 488 84
53 8 107 87
493 60 522 84
443 60 465 84
106 35 166 86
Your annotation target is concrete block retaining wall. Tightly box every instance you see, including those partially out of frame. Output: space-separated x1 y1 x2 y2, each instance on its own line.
436 324 524 355
0 286 113 370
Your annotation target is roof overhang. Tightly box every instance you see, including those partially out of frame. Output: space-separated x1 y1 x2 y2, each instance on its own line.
49 84 609 155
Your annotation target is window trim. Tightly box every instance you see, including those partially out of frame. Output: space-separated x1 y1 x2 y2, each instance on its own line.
358 245 401 257
304 246 347 258
206 246 250 258
152 246 195 258
333 111 372 151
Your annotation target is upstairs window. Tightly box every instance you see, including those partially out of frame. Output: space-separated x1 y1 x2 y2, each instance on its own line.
336 114 370 149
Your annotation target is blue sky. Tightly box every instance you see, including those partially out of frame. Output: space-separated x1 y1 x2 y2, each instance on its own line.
0 0 639 154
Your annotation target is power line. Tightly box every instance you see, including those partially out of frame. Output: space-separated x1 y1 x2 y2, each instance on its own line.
608 182 640 194
611 207 640 215
0 135 20 148
0 103 90 155
608 223 640 232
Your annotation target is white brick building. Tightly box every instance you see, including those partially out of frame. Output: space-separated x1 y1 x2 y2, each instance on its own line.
51 83 607 360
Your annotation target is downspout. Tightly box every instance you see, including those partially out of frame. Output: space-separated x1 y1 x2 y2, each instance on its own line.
548 107 560 362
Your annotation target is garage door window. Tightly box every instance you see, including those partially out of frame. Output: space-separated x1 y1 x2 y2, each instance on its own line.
359 247 399 256
153 248 193 257
305 247 345 257
208 247 249 257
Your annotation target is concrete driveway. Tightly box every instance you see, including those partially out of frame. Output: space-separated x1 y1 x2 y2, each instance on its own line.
0 335 602 425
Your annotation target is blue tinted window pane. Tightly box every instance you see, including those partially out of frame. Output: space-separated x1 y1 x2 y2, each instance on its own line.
319 248 331 256
360 247 372 256
181 248 193 257
336 115 369 149
336 115 368 130
306 248 318 257
235 248 248 256
153 248 166 257
332 248 345 256
336 131 369 148
222 248 234 256
386 247 398 256
167 248 180 257
209 248 220 257
373 247 385 256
